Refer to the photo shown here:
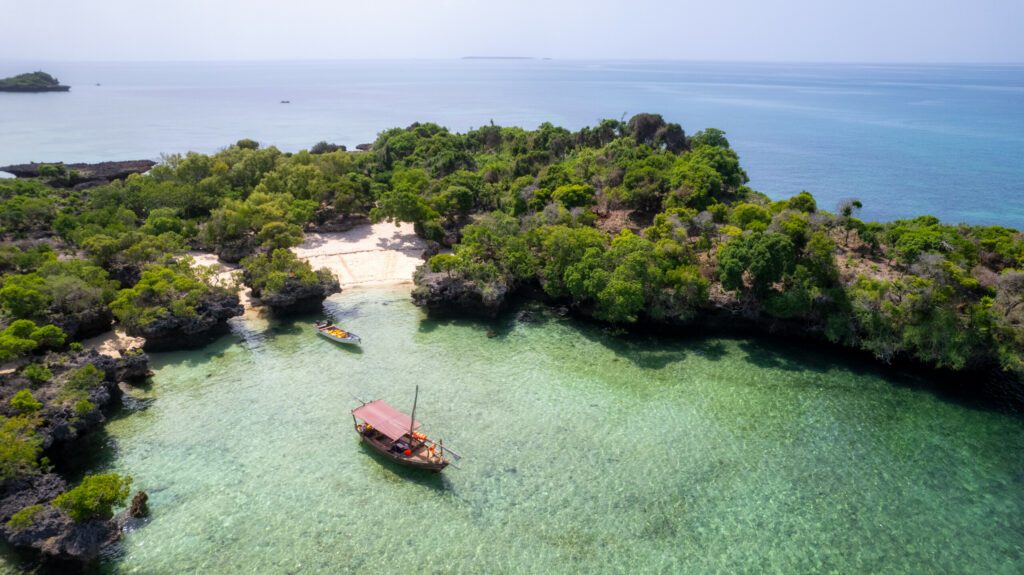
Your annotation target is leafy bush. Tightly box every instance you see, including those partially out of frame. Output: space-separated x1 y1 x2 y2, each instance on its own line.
65 364 105 392
52 474 132 522
59 364 105 407
22 363 52 385
718 232 796 295
0 416 42 481
10 390 42 414
0 320 66 361
6 505 43 532
73 400 96 417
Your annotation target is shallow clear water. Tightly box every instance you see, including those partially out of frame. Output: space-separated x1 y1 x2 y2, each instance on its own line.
20 288 1010 573
1 60 1023 227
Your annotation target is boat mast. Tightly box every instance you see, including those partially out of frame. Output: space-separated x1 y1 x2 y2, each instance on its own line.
409 385 419 442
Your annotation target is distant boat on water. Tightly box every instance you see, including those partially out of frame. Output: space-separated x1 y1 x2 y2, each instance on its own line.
315 320 361 345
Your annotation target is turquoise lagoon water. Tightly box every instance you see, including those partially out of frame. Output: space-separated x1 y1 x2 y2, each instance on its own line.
1 60 1023 227
36 288 1017 573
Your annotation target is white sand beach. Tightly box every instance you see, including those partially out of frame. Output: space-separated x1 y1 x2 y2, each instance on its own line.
291 222 426 289
81 330 145 359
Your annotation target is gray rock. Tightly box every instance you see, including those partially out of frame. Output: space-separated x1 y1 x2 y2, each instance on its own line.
411 267 509 318
128 292 243 351
249 273 340 314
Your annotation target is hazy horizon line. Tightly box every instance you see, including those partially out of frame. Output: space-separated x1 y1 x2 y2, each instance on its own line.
2 57 1023 67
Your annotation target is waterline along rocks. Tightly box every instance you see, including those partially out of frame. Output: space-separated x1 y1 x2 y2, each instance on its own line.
0 160 157 192
0 349 150 565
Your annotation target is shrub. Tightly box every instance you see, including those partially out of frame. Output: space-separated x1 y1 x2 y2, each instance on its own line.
6 504 43 532
22 363 52 385
28 324 64 348
65 364 104 392
52 473 132 522
0 416 42 481
38 164 65 179
256 221 304 250
787 191 817 213
551 184 595 208
0 320 66 361
73 399 96 417
309 141 344 154
10 390 42 414
730 203 772 231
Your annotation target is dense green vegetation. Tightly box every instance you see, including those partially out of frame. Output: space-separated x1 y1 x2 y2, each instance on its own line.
0 320 65 361
0 114 1020 379
109 262 234 333
0 71 68 91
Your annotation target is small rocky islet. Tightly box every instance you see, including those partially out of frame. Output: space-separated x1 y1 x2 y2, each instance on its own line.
0 72 70 93
0 115 1022 568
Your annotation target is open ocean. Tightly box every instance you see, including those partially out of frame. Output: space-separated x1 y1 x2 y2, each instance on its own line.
1 60 1022 228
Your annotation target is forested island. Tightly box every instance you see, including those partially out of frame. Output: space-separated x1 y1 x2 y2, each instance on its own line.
0 72 70 93
0 115 1022 567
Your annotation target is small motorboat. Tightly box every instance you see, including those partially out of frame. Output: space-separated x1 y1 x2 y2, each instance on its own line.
351 387 460 473
315 320 361 345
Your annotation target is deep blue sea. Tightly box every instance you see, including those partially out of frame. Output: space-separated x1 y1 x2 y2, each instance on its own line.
1 60 1022 228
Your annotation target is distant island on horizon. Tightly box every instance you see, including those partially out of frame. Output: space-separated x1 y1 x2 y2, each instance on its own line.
462 56 551 60
0 71 70 92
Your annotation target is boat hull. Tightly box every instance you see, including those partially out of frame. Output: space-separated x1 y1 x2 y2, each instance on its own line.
358 433 449 473
316 330 361 345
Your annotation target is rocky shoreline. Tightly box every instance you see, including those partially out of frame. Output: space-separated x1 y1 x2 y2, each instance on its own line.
125 291 243 352
411 271 1024 410
0 85 70 93
0 160 156 190
0 349 152 567
247 274 341 314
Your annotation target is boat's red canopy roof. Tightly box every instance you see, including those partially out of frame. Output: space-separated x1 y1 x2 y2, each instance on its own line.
352 400 420 441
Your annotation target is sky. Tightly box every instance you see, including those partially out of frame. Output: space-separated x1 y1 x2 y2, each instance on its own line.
1 0 1022 63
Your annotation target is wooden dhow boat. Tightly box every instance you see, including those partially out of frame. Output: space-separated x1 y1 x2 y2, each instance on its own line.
351 387 459 473
316 320 361 345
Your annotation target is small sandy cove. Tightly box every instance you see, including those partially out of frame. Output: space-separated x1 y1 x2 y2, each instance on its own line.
190 221 426 297
80 222 426 359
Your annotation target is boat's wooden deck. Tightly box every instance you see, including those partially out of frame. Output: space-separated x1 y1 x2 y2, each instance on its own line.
360 428 447 467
